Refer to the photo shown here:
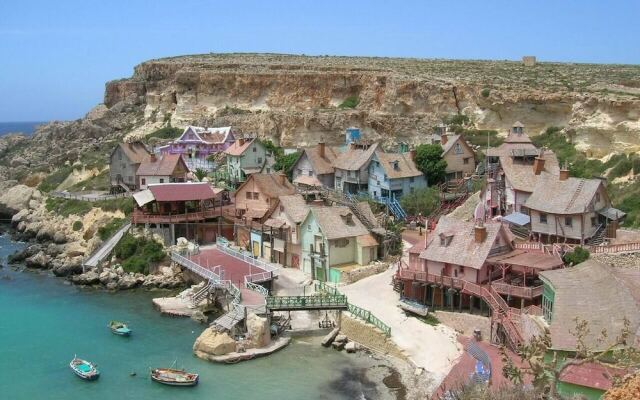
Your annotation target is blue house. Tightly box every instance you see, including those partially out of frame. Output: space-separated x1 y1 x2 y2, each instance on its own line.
368 150 427 200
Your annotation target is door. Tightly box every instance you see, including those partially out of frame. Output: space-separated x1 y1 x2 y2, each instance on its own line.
315 265 326 282
291 254 300 269
263 242 272 261
252 241 260 257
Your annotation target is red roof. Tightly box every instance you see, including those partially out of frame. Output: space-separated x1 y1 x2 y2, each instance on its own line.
559 362 628 391
224 138 257 156
148 183 216 202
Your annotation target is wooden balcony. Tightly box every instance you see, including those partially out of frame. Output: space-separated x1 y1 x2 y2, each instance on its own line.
490 278 543 299
131 209 221 224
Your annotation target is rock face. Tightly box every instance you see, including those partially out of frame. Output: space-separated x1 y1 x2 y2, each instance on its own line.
0 185 39 217
193 328 236 360
246 313 271 348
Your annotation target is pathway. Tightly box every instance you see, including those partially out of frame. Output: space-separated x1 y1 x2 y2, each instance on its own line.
339 254 462 386
83 222 131 269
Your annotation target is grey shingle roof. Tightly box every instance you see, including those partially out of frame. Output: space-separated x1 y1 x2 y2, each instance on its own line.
333 143 378 171
312 206 369 240
299 144 340 175
117 142 150 163
277 194 309 224
525 173 603 214
500 150 560 192
418 216 510 270
374 151 423 179
539 260 640 352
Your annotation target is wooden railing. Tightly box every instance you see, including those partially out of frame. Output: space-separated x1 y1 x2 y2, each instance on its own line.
590 242 640 253
131 209 220 224
490 279 544 299
514 241 640 255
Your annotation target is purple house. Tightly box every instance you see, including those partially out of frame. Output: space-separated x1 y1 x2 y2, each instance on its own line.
157 126 236 171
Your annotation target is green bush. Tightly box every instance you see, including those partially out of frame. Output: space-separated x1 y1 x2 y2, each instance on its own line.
444 114 470 127
72 221 83 231
481 88 491 98
70 170 109 191
338 95 359 109
95 198 134 215
414 144 447 185
115 233 139 260
147 126 182 140
400 187 441 217
114 233 166 274
273 151 301 180
609 155 632 179
45 198 93 217
38 166 74 192
122 256 148 274
563 247 590 266
97 218 125 241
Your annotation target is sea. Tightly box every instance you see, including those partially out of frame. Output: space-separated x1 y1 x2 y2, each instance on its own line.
0 233 387 400
0 121 46 136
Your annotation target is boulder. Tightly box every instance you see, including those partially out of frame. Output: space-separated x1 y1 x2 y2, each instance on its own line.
345 341 358 353
193 328 236 359
246 313 271 348
106 281 118 291
0 185 36 216
52 258 83 277
10 156 29 167
332 340 345 351
72 270 100 285
335 334 348 343
25 251 51 269
321 327 340 347
11 209 30 225
53 231 67 244
36 226 55 242
117 274 138 290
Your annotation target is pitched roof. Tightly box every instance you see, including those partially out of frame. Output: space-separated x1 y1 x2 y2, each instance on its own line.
333 143 378 171
136 154 186 176
525 173 604 214
277 194 309 224
311 206 369 240
147 182 216 202
116 142 150 163
237 173 295 199
500 150 560 192
293 175 323 187
179 126 234 144
419 216 510 270
299 144 340 175
504 130 533 144
441 135 462 155
374 151 423 179
224 138 259 156
539 260 640 352
354 201 380 228
356 234 379 247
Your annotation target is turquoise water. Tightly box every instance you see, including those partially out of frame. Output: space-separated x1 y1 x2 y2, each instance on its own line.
0 235 382 400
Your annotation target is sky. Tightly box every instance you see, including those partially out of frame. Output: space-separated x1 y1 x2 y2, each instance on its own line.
1 0 639 122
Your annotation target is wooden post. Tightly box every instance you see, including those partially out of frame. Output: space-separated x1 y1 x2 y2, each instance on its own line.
337 310 342 329
431 286 436 308
459 293 463 312
470 295 474 314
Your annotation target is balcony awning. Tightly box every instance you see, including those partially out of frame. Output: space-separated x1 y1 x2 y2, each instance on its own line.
502 212 530 226
598 207 626 221
133 189 154 207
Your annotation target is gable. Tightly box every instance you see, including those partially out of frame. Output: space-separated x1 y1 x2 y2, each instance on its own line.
177 127 202 142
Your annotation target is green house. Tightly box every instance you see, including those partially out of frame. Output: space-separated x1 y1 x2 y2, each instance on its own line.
299 206 378 282
224 138 267 185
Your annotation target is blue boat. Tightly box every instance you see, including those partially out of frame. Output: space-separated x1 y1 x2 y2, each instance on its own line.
109 321 132 336
69 357 100 381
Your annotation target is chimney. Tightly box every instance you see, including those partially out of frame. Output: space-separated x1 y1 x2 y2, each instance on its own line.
533 155 545 175
238 137 245 146
440 134 448 145
474 221 487 243
559 161 569 181
409 149 416 161
150 153 157 162
318 142 325 158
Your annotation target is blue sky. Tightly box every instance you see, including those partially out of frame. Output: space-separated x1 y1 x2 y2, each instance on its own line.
1 0 639 121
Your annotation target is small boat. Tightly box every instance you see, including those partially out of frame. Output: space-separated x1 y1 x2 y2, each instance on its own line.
398 298 429 317
109 321 132 336
69 356 100 381
150 368 199 387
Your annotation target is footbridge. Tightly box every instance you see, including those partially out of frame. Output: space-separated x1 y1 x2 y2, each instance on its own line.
265 294 348 311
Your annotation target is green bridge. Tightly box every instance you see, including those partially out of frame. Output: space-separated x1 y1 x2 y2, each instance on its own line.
266 295 348 311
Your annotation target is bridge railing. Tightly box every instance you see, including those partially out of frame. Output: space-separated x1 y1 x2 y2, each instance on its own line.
216 237 280 276
171 251 221 281
266 295 348 310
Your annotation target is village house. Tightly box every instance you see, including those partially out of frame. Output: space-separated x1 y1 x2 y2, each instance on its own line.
400 215 563 313
524 171 624 244
157 126 236 171
368 149 426 199
440 134 476 181
262 194 310 267
291 142 340 188
109 142 151 191
333 142 379 194
299 206 379 282
136 153 189 190
483 122 560 216
131 182 228 244
537 260 640 399
224 137 268 185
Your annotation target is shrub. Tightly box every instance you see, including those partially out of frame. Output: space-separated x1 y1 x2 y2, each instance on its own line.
114 233 166 274
95 198 134 215
72 221 83 231
563 246 590 266
444 114 470 127
115 233 139 260
97 218 125 241
70 170 109 191
608 155 632 179
122 256 148 274
400 187 441 217
338 95 359 109
147 126 182 140
481 88 491 98
414 144 447 185
273 151 301 180
38 166 73 192
45 198 93 217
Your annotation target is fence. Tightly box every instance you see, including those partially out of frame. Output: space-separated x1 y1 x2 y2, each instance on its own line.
50 191 132 202
216 237 280 275
515 241 640 255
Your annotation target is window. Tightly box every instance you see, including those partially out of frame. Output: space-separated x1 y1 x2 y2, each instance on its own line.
280 205 284 212
141 178 146 185
252 146 256 152
539 213 547 224
334 238 349 247
410 187 415 193
565 217 572 227
297 168 302 175
595 192 601 202
118 152 122 160
257 157 262 164
591 216 597 226
463 157 470 165
253 192 259 200
307 224 311 232
384 174 388 181
159 178 164 183
308 170 313 176
409 177 414 183
454 143 462 154
246 192 252 200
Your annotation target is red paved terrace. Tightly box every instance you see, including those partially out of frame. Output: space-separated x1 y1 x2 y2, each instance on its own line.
188 246 268 288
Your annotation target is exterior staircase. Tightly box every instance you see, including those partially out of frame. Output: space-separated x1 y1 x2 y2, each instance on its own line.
586 223 606 246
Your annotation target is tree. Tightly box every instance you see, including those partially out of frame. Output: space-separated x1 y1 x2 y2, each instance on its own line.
273 151 300 181
194 168 208 181
414 143 447 185
502 317 640 398
562 246 590 266
400 187 440 217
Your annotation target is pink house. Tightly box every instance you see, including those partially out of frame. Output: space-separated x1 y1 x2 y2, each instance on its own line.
157 126 236 170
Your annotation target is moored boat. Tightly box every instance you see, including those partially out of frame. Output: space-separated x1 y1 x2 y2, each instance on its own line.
150 368 199 387
69 356 100 381
109 321 132 336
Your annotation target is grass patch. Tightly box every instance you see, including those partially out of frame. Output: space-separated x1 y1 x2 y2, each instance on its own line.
481 88 490 98
45 198 93 217
70 170 110 191
114 233 166 274
97 218 126 241
460 129 503 148
338 95 359 109
416 313 440 326
147 126 182 140
72 221 83 231
38 166 74 192
94 198 134 216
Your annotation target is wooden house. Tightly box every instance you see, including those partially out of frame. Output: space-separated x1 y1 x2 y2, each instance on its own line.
333 142 378 194
233 173 296 222
109 142 150 191
440 134 476 181
299 206 378 282
262 194 310 267
367 149 426 199
291 142 340 188
157 126 236 171
136 153 189 190
131 182 227 244
224 137 267 185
